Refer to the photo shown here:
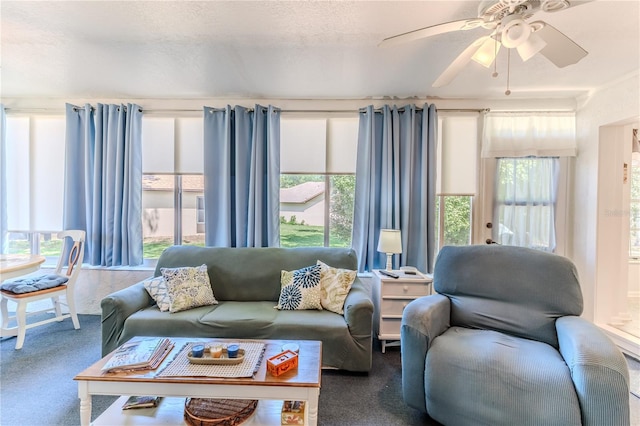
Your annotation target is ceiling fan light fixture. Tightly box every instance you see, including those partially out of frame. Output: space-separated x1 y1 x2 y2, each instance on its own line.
542 0 570 13
516 32 547 61
501 16 531 48
472 37 502 67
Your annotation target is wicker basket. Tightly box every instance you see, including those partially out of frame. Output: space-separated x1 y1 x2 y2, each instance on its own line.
184 398 258 426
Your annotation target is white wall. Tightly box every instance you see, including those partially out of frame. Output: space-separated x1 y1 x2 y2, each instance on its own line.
575 72 640 321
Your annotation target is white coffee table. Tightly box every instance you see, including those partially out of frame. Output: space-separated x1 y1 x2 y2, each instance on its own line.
75 337 322 426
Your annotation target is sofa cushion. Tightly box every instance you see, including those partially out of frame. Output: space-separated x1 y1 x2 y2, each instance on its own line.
276 264 322 310
425 326 581 426
142 276 171 312
317 260 356 314
161 264 218 313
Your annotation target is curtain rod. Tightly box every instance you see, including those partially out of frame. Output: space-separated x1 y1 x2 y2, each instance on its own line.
4 107 489 114
71 105 143 112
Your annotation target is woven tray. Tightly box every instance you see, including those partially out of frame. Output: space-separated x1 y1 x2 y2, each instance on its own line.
184 398 258 426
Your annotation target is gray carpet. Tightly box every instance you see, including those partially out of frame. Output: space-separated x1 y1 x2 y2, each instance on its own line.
0 314 638 426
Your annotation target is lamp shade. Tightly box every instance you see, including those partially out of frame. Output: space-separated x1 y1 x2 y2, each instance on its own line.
516 32 547 62
472 37 501 68
377 229 402 254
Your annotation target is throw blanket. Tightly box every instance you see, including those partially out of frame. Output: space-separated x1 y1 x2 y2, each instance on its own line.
1 274 69 294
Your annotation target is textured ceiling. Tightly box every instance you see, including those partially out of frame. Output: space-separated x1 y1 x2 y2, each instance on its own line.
1 0 639 100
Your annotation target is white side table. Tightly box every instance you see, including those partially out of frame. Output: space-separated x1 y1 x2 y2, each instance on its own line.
372 269 433 353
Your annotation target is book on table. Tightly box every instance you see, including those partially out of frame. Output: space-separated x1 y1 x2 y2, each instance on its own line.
102 337 174 373
122 395 161 410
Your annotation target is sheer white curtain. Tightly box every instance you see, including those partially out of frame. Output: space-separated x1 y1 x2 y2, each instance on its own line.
494 157 559 251
482 112 576 158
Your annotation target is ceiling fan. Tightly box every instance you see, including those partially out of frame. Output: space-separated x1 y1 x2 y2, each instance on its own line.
380 0 590 93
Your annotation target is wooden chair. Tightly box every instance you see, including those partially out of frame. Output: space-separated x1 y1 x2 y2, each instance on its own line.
0 230 85 349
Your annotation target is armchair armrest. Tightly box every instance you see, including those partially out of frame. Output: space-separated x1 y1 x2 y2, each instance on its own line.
100 281 153 356
343 278 374 338
556 316 630 426
401 294 450 412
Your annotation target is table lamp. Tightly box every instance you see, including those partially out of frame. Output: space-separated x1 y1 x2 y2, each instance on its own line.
377 229 402 271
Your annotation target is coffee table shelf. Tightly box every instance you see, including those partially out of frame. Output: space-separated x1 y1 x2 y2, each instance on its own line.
94 396 284 425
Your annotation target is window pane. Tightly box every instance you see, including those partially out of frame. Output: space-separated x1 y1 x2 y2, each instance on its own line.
329 175 355 247
40 232 63 257
181 175 205 247
6 232 29 254
494 157 558 252
280 175 325 247
437 195 472 247
142 174 175 259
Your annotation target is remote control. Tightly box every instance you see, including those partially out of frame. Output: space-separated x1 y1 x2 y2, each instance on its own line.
379 270 399 279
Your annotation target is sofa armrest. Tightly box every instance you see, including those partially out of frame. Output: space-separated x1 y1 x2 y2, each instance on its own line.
556 316 630 426
100 281 153 356
343 278 374 337
401 294 450 412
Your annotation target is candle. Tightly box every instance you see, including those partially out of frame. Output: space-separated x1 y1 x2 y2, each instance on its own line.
191 344 205 358
227 344 239 358
210 345 223 358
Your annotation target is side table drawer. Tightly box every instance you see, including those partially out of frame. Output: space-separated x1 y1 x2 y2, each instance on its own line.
381 298 414 315
382 282 430 297
380 318 402 336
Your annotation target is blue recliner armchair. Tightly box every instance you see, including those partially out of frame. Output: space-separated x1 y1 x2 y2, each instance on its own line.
401 245 630 426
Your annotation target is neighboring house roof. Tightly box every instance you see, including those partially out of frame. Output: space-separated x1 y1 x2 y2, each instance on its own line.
143 175 324 205
280 182 325 204
143 175 204 191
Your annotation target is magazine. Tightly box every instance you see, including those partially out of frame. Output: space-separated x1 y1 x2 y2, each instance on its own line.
102 337 174 373
122 396 160 410
122 395 161 410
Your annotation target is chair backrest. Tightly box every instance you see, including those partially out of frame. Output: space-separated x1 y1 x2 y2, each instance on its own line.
55 230 85 281
433 245 583 348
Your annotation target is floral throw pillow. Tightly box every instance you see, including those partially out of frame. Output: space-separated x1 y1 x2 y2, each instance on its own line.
276 264 323 311
142 276 171 312
161 264 218 313
316 260 357 314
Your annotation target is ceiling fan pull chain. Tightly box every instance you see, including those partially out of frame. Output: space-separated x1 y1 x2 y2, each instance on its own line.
505 49 512 96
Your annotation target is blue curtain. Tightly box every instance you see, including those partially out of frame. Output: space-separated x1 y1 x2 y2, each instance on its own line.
203 105 280 247
63 103 143 266
0 105 7 253
352 104 438 273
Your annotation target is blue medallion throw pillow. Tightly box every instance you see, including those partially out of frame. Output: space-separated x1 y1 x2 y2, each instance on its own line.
276 264 323 310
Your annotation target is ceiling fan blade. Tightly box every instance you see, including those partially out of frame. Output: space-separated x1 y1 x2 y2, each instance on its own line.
432 36 489 88
379 18 483 48
534 21 588 68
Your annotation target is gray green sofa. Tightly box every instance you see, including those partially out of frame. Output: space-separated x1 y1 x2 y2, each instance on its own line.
101 245 373 372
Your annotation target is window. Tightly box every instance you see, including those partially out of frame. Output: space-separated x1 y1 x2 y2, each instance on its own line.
435 113 479 250
493 157 559 251
141 174 205 259
5 115 66 259
279 116 358 248
141 117 204 260
436 196 473 247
